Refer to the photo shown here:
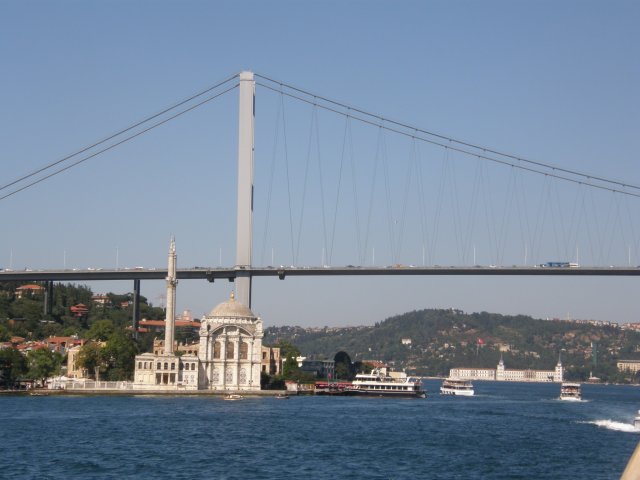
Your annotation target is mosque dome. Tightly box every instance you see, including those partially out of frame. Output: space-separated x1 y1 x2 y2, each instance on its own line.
208 292 256 318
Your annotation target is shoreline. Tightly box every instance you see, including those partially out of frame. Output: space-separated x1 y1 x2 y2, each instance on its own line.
0 389 289 397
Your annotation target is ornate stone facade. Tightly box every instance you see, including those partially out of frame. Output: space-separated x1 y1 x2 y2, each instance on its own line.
133 240 266 392
197 292 263 391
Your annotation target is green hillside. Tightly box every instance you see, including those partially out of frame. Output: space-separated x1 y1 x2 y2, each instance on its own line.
265 309 640 382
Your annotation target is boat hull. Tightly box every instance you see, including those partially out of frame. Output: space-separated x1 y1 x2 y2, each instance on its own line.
440 388 474 396
559 395 581 401
342 389 426 398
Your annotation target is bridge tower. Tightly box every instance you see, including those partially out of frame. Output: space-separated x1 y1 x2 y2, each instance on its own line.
235 71 255 308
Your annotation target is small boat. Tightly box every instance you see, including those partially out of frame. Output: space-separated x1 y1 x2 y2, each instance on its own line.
29 392 48 396
275 393 290 399
223 394 244 401
440 378 474 396
559 382 581 401
634 410 640 429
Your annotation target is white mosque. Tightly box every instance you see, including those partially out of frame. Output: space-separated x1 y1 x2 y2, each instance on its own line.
133 239 270 392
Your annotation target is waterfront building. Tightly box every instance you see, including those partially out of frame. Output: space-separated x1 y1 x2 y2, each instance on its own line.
132 239 271 392
262 345 282 375
300 359 335 379
449 367 495 380
617 360 640 374
450 356 563 382
197 292 263 391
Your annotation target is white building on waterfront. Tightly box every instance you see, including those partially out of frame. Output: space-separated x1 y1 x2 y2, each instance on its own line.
449 355 563 383
133 239 264 392
197 292 263 391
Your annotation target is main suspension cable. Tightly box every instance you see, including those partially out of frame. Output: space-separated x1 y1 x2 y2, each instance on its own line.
255 77 640 197
1 73 239 193
0 84 238 202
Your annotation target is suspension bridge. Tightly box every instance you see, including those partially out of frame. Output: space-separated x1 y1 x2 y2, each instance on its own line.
1 71 638 324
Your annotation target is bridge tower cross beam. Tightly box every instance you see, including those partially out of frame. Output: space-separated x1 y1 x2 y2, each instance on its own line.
235 71 255 308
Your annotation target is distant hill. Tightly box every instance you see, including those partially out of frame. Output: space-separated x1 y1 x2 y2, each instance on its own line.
264 309 640 382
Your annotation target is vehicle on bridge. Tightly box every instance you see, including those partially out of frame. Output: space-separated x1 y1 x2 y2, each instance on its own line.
540 262 580 268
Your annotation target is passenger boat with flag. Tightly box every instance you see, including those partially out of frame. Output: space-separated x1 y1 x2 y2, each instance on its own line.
343 368 426 398
440 378 475 396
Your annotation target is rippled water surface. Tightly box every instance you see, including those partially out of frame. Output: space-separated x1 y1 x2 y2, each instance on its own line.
1 381 639 479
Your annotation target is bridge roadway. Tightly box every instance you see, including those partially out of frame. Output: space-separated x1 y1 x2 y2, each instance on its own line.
0 265 639 282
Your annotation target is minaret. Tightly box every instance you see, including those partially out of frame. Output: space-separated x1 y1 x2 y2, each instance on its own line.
164 236 177 355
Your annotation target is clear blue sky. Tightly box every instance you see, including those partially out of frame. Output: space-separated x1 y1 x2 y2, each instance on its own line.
1 0 638 326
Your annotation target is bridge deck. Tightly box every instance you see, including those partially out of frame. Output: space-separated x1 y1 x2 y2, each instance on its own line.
0 266 638 282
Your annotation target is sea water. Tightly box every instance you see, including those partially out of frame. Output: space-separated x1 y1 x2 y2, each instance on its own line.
1 380 638 479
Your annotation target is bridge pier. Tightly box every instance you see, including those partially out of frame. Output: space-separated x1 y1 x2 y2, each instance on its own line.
132 279 140 339
43 281 53 316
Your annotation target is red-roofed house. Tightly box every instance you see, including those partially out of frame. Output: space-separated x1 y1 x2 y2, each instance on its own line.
45 336 86 354
70 304 89 318
15 341 48 352
15 284 45 299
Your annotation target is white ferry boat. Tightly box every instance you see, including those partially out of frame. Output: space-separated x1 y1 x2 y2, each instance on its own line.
559 382 581 401
634 410 640 429
344 369 426 398
440 378 474 396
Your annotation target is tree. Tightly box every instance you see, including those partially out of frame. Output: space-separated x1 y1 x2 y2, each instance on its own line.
0 348 27 389
276 341 302 378
0 324 9 342
101 332 138 381
334 351 354 380
77 342 105 379
87 319 115 341
26 348 63 386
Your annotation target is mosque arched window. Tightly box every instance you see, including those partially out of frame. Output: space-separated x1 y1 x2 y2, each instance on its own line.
240 341 248 360
157 362 161 370
226 341 235 359
138 362 142 369
164 362 168 370
213 341 221 359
